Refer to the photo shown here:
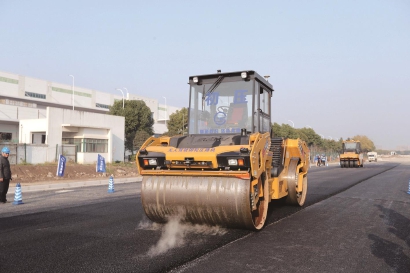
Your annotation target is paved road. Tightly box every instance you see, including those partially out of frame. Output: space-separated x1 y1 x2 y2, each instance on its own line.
0 161 409 272
175 162 410 273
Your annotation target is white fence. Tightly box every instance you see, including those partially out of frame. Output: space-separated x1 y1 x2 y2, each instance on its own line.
0 143 77 164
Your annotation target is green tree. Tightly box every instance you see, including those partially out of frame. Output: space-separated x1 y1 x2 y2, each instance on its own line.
271 123 376 160
133 130 151 150
272 123 299 139
272 122 282 137
108 100 154 153
351 135 376 153
165 107 188 136
321 139 341 156
272 123 321 145
297 127 322 147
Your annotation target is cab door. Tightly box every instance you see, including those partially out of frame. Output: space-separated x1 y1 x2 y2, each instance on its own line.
253 82 271 133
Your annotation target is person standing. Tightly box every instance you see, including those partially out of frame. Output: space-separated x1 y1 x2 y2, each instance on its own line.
0 146 11 203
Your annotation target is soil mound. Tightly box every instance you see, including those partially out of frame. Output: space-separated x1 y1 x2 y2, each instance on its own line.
10 163 139 183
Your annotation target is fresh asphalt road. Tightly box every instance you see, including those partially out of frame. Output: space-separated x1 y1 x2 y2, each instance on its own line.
0 161 409 273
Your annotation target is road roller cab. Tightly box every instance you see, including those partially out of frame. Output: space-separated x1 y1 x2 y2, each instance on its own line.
136 70 310 230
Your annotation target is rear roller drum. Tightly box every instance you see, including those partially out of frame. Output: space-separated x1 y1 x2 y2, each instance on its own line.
285 158 307 206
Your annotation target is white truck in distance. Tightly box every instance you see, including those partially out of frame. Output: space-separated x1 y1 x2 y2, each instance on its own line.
367 152 378 162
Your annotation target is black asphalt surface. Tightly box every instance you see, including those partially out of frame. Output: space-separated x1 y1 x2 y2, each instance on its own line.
0 161 409 272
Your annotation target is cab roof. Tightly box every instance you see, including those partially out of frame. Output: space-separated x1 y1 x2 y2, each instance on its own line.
189 70 274 92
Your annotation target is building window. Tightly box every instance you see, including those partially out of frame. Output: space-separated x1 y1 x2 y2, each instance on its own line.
0 76 18 84
51 87 92 98
83 138 108 153
62 138 74 144
25 91 46 99
0 99 37 108
96 103 110 109
0 132 12 142
62 138 81 153
63 138 108 153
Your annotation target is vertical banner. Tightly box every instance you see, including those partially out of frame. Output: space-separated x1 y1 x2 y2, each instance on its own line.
96 154 106 173
56 154 66 177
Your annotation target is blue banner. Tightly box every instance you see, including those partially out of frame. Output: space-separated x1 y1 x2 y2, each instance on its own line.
56 154 66 177
96 154 106 173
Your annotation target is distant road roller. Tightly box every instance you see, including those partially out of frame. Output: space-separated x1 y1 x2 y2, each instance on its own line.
340 140 364 168
136 70 310 230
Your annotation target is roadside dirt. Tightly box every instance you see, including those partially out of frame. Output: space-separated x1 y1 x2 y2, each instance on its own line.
10 162 140 183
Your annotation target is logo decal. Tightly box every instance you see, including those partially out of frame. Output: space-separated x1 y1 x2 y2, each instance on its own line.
214 112 226 125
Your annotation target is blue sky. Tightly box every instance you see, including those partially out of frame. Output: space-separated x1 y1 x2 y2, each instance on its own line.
1 0 409 150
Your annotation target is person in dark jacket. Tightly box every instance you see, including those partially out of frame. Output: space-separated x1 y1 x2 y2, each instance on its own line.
0 146 12 203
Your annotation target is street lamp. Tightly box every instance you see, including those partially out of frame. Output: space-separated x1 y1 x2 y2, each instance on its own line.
123 87 129 100
69 75 74 110
163 96 167 127
288 120 294 128
116 88 124 108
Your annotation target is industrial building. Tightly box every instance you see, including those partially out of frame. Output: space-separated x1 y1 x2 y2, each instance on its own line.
0 70 179 164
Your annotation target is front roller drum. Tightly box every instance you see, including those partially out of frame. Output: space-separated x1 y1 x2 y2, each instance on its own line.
141 175 268 230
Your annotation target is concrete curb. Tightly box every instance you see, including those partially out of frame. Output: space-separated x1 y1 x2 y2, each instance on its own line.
8 177 143 194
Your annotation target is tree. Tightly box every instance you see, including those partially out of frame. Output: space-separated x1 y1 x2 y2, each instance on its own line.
272 123 299 139
108 100 154 153
297 127 323 147
165 107 188 136
272 123 321 145
351 135 376 153
133 130 151 150
272 122 282 137
271 123 376 160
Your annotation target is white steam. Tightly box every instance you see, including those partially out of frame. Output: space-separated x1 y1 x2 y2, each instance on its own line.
147 216 186 257
138 214 227 257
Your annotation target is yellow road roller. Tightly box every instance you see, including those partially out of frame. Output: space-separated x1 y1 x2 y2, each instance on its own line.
340 140 364 168
136 70 310 230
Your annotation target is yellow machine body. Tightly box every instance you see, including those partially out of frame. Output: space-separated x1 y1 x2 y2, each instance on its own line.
339 140 364 168
136 71 310 230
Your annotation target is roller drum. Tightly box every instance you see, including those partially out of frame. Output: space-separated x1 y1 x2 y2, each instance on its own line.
141 176 257 229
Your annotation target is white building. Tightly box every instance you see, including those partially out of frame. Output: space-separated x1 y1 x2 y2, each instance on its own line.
0 70 180 164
